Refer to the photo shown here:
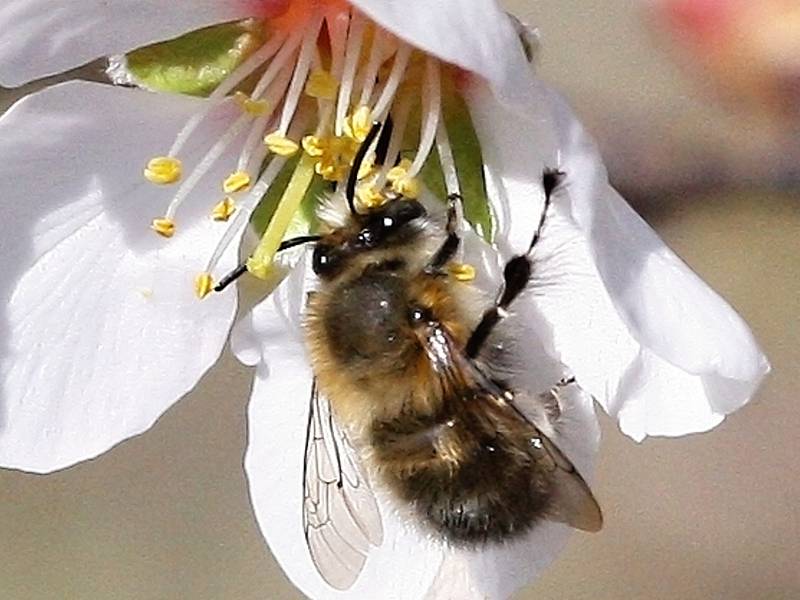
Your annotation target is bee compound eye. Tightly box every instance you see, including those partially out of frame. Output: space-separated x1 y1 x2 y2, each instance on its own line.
312 244 338 275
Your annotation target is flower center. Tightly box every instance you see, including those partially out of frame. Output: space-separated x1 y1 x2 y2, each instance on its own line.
144 4 464 298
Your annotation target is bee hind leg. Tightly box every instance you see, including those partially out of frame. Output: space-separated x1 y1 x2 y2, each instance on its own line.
465 168 565 358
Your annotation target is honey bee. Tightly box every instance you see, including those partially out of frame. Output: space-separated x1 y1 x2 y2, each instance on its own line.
217 123 602 590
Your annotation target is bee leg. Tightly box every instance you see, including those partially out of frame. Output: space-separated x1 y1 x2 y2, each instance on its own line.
466 169 565 357
213 234 322 293
425 193 462 273
465 253 532 357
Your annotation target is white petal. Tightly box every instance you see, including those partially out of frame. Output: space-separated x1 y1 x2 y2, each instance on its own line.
0 0 279 87
466 80 769 440
240 254 600 598
0 81 239 472
546 87 770 395
350 0 535 108
241 263 442 600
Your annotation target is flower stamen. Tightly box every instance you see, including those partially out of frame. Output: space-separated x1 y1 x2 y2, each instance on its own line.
276 15 323 136
264 132 301 156
448 263 477 282
203 158 288 277
211 197 237 221
168 31 287 158
371 43 412 121
144 156 182 185
435 116 460 196
223 171 252 193
406 57 441 179
194 272 214 299
357 27 386 107
305 69 339 100
234 92 270 116
151 217 176 238
343 105 372 142
157 112 251 232
336 13 366 135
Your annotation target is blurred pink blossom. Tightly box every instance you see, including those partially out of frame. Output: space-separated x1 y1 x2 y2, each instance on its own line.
650 0 800 120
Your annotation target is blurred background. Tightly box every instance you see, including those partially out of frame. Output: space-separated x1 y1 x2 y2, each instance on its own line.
0 0 797 598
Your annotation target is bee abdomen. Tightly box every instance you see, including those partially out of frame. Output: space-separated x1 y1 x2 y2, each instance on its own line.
372 414 554 544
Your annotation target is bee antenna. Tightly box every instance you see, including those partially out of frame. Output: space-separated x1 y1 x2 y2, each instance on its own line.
213 235 322 293
346 121 383 216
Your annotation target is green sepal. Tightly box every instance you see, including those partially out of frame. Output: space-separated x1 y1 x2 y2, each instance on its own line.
418 147 448 203
126 21 264 97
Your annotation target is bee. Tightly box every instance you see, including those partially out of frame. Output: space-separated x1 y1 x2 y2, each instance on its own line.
216 122 602 590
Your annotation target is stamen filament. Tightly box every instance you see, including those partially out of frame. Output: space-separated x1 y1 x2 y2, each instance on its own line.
336 13 366 136
277 15 324 135
326 10 350 80
357 28 386 107
407 58 441 178
236 65 294 171
373 92 412 189
165 113 250 220
204 157 287 273
251 28 304 99
168 31 288 157
371 44 412 121
435 115 460 197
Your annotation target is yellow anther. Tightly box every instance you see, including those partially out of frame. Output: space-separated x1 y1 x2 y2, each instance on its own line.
211 197 236 221
151 217 176 238
264 132 300 156
357 153 375 180
356 185 386 209
302 135 327 157
448 263 477 282
233 91 270 116
144 156 182 185
194 272 214 299
386 158 413 183
344 105 372 142
222 170 251 194
392 176 421 199
316 161 347 182
305 69 339 100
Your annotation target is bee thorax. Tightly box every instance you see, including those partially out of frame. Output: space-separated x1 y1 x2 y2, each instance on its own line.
321 271 416 371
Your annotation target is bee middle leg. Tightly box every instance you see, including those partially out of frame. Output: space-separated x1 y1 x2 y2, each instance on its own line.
465 169 564 358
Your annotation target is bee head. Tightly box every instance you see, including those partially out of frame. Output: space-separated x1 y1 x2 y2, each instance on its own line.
313 120 433 278
312 197 427 278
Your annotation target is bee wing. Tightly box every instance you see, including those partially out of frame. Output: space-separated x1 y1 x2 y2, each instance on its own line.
528 425 603 533
303 379 383 590
428 323 602 533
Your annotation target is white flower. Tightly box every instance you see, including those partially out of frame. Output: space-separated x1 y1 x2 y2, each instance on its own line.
0 1 769 599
